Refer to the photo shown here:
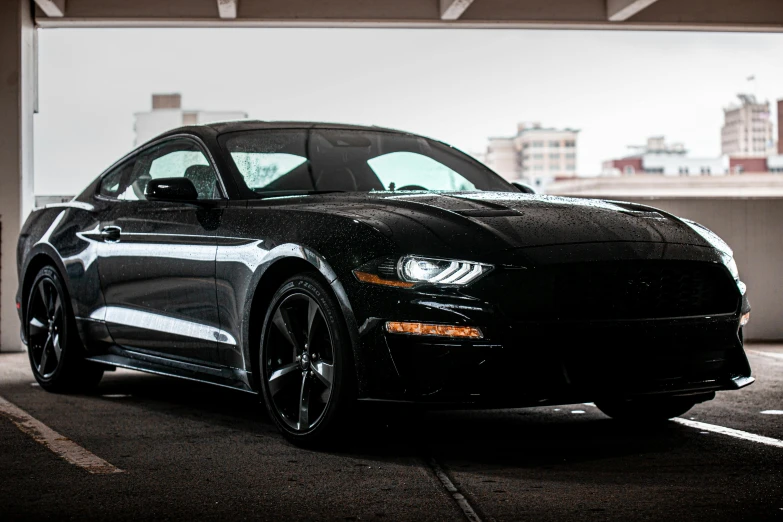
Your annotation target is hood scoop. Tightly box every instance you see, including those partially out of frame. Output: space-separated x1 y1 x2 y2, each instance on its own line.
617 209 664 219
454 208 521 218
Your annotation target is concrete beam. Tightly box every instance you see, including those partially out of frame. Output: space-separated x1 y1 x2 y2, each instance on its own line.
440 0 475 21
0 0 35 352
34 0 65 17
607 0 659 22
217 0 237 19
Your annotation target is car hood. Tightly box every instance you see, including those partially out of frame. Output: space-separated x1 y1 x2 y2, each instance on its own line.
256 191 715 256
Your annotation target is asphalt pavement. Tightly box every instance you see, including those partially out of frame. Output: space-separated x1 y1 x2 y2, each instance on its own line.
1 345 781 521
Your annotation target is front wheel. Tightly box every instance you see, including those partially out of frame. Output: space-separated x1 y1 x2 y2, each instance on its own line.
258 273 355 446
26 266 104 393
596 396 702 423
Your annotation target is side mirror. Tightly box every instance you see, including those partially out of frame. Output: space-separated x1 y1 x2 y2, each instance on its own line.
512 181 537 194
145 177 199 202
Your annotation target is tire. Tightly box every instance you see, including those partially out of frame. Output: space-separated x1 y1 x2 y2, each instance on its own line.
595 397 700 423
258 272 355 446
25 266 104 393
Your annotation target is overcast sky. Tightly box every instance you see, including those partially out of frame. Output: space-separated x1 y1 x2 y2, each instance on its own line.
35 28 783 195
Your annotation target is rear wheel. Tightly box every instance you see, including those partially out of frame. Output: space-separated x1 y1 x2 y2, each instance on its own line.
26 266 104 393
596 396 702 423
258 273 355 446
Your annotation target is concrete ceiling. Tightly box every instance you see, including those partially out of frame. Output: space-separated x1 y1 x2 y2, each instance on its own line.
33 0 783 32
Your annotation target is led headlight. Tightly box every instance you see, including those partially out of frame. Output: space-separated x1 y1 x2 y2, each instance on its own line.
398 256 491 286
353 255 492 288
684 219 741 282
725 256 739 280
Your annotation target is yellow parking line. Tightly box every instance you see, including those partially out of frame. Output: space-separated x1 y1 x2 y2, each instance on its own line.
0 395 123 474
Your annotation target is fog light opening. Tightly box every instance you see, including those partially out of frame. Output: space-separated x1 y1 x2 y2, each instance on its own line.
740 312 750 327
385 321 483 339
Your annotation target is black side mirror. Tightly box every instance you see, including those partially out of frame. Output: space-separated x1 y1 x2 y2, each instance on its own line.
512 181 537 194
145 177 199 202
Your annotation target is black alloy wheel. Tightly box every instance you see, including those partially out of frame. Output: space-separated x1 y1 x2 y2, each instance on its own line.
28 275 65 380
26 266 104 392
259 273 354 445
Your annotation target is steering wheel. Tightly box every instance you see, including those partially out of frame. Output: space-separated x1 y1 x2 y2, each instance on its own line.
397 184 427 191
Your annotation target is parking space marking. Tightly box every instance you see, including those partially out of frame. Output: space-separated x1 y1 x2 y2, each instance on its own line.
673 418 783 449
0 395 123 474
747 350 783 361
428 457 482 522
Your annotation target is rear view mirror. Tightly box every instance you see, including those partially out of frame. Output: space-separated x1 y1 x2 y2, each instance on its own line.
512 181 537 194
145 177 199 202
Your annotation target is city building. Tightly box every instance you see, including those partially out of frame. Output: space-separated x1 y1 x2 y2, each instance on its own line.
134 93 247 146
484 122 579 185
602 136 729 176
778 98 783 154
720 94 775 158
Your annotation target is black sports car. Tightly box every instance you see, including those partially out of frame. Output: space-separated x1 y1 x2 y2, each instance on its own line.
17 121 752 444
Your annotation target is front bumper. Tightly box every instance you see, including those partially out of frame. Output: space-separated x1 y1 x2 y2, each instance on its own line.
347 244 752 407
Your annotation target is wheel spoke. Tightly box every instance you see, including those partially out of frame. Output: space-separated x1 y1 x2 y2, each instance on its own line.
52 294 62 321
37 281 49 313
272 307 300 352
267 362 301 397
52 333 62 362
29 317 46 337
306 297 319 345
298 372 311 429
311 360 334 387
38 335 51 373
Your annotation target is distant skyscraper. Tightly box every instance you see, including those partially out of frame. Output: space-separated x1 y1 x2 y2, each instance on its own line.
720 94 774 158
484 122 579 185
134 93 247 146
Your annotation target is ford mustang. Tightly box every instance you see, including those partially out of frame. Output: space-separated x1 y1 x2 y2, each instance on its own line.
17 121 753 445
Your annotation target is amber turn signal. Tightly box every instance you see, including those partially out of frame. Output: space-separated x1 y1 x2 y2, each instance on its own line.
740 312 750 326
353 271 415 288
385 321 483 339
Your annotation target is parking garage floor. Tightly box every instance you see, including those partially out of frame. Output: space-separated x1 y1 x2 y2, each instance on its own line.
1 345 781 521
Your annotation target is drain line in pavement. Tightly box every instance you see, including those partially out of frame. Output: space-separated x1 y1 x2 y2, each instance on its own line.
0 395 124 474
427 456 482 522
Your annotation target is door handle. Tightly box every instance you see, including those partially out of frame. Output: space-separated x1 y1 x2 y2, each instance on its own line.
100 226 122 243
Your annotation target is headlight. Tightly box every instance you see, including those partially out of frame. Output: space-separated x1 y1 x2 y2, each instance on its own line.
726 256 739 280
398 256 491 285
353 255 492 288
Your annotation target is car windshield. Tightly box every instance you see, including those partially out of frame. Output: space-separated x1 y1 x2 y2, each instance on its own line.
220 129 514 196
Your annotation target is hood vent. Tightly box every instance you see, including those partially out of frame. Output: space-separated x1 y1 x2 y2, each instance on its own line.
618 209 664 219
454 208 520 218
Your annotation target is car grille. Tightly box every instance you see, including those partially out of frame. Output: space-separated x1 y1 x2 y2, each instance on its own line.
479 260 740 321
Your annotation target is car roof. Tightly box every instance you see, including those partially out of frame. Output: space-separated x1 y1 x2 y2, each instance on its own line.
155 120 415 142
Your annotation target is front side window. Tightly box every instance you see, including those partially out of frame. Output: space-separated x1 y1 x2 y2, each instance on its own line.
98 161 134 198
100 138 220 201
220 129 513 197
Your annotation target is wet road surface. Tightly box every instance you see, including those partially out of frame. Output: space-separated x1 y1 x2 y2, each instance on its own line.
1 345 781 521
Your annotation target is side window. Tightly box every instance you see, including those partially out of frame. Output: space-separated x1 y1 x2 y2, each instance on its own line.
98 161 134 198
116 139 221 201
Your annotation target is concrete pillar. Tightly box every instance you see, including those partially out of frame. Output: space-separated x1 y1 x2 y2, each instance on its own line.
0 0 35 352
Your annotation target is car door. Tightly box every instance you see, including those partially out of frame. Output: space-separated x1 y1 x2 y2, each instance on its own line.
94 136 225 364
